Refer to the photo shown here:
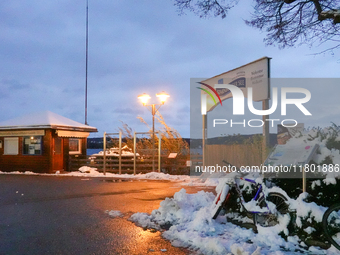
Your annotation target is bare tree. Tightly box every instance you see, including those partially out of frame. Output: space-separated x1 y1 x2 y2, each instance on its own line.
174 0 239 18
173 0 340 53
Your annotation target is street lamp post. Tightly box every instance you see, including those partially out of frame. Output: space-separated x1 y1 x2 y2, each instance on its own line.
138 91 170 172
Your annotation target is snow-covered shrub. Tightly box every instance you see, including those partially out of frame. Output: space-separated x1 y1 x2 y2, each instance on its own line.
266 124 340 245
270 124 340 201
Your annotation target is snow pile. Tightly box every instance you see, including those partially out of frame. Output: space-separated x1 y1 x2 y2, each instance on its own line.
130 189 215 229
290 192 327 228
129 188 337 255
91 145 139 157
78 166 99 174
128 174 340 255
0 171 37 175
130 189 235 254
141 172 192 182
105 210 123 218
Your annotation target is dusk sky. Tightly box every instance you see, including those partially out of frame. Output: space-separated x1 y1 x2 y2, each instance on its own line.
1 0 339 138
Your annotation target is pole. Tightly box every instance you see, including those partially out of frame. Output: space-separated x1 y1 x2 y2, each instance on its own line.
103 131 106 175
85 0 89 125
152 104 155 172
262 57 271 163
119 131 122 175
262 99 270 163
133 131 136 175
302 166 306 193
202 114 207 168
158 132 161 172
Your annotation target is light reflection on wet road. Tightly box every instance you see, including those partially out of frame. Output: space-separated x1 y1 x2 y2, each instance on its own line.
0 175 214 254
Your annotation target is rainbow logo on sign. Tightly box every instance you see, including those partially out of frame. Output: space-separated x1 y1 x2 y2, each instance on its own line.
197 82 222 106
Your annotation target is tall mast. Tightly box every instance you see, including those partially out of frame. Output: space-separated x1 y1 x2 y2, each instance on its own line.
85 0 89 125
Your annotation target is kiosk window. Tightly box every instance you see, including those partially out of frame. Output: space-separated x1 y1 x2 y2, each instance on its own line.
23 136 42 155
69 138 81 154
4 137 19 155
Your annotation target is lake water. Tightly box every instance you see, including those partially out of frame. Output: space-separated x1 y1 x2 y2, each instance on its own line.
87 148 202 155
87 148 102 155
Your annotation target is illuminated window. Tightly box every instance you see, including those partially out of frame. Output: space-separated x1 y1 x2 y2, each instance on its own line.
69 138 81 154
23 136 42 155
4 137 19 155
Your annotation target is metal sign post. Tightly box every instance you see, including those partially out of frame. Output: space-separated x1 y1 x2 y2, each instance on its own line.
158 132 161 172
202 114 207 168
118 131 122 174
262 99 270 163
133 131 136 175
103 132 106 175
302 166 306 193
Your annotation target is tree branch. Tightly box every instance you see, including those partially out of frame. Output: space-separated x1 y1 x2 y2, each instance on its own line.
172 0 340 53
312 0 322 14
284 0 297 4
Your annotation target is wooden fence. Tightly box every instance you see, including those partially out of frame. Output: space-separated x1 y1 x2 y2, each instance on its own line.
69 154 190 175
205 143 263 168
69 143 263 175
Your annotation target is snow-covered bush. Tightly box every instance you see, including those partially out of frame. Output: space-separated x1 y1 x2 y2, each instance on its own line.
266 124 340 245
271 124 340 203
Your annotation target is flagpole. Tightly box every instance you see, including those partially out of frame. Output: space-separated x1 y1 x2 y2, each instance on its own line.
85 0 89 125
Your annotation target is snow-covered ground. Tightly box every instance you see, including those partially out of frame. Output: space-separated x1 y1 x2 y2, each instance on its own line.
0 166 221 187
0 167 215 185
1 168 339 254
128 175 340 255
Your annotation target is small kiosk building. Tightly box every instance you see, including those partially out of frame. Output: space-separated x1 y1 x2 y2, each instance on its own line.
0 111 97 173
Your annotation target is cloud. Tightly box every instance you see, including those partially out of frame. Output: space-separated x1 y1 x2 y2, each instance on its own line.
1 78 30 90
113 107 141 115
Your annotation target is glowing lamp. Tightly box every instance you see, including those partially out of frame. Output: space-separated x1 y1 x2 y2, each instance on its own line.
138 93 151 105
156 91 170 104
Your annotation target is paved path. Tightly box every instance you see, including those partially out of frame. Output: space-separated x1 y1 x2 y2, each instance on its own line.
0 175 214 255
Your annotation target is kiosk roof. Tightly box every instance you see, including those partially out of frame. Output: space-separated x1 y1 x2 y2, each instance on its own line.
0 111 97 132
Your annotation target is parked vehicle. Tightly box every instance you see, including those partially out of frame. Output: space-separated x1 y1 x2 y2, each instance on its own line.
322 203 340 251
212 160 291 229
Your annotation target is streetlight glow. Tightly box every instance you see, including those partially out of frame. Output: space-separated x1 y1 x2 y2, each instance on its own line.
138 93 151 106
138 91 170 172
156 91 170 104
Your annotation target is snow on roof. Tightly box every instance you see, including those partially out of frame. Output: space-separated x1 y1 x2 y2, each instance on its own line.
0 111 97 132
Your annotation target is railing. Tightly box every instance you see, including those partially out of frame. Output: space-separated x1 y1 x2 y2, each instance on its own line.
69 154 191 175
190 154 202 168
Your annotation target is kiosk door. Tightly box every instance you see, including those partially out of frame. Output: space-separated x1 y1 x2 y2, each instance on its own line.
53 137 64 171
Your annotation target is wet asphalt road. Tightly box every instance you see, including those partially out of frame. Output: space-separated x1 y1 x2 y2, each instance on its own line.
0 175 214 255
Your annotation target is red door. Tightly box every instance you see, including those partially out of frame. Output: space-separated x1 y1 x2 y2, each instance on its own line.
53 137 64 171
